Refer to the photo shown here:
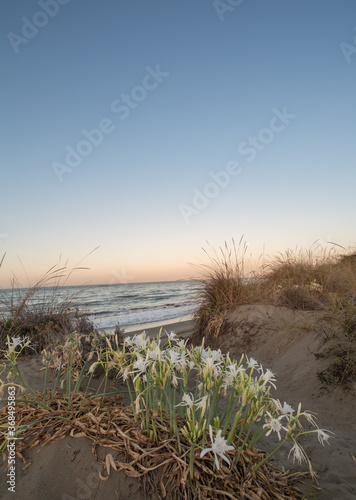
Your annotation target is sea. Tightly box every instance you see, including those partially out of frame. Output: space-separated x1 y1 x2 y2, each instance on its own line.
0 281 201 333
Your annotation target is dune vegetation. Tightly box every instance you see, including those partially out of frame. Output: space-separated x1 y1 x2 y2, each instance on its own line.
193 240 356 387
1 242 355 498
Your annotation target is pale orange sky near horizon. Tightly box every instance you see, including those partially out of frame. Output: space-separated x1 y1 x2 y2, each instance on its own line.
1 235 355 289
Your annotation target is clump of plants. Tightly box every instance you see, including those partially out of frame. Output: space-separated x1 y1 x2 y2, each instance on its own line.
264 245 356 309
1 332 332 499
42 323 124 382
193 241 356 387
193 239 256 343
276 285 325 310
0 255 99 353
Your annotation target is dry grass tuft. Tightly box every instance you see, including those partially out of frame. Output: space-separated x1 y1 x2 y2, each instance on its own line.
193 241 356 386
0 266 77 352
192 239 252 344
276 286 325 310
263 244 356 308
0 252 103 353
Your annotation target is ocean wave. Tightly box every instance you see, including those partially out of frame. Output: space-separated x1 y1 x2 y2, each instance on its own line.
90 303 197 330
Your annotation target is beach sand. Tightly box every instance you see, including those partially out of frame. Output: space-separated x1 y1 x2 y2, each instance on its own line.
1 310 355 499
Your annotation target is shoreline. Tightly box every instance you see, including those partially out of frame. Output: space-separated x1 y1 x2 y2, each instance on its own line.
120 315 195 340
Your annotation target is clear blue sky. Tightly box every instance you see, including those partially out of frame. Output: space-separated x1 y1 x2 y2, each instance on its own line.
1 0 356 286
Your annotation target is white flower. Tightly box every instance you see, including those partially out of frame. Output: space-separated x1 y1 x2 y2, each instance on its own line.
7 337 25 354
88 362 98 374
147 347 161 360
133 358 147 372
248 380 262 398
22 337 31 348
179 354 187 370
177 392 194 408
245 356 259 370
226 363 244 378
263 412 288 441
260 368 277 390
274 399 294 415
195 394 209 411
222 374 233 389
168 350 181 365
281 402 294 415
176 339 186 350
211 349 222 362
303 410 318 427
167 332 177 341
177 392 209 410
121 366 130 382
201 348 210 360
132 332 148 350
171 374 179 387
288 442 306 465
203 356 215 370
128 357 149 381
187 360 196 370
200 425 235 470
317 429 331 446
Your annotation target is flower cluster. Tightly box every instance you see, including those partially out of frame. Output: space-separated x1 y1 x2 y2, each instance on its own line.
94 329 332 476
1 331 332 481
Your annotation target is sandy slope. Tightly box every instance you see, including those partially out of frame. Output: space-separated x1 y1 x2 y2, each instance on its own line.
207 304 356 499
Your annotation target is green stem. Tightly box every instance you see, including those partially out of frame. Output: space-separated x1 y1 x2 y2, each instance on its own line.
189 445 195 480
101 370 109 403
74 354 92 393
206 381 222 429
226 408 243 445
222 392 238 434
52 356 64 396
253 438 287 471
235 417 255 464
160 392 164 424
126 381 137 421
66 350 74 409
249 417 267 449
43 360 49 404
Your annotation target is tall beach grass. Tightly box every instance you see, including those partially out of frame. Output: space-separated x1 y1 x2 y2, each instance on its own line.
192 240 356 386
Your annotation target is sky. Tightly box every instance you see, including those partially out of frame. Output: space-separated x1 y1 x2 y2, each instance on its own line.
1 0 356 287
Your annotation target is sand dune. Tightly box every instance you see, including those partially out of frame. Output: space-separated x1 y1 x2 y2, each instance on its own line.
1 309 355 499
